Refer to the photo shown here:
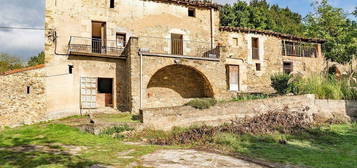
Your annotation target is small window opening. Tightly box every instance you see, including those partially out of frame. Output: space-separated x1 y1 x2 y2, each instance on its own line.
283 62 293 74
110 0 115 8
256 63 261 71
26 86 30 94
68 65 73 74
233 38 239 46
188 8 196 17
116 33 126 48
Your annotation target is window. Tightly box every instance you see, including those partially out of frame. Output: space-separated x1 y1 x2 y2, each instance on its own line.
26 86 30 94
188 8 196 17
227 65 239 91
233 38 239 46
252 37 259 60
68 65 73 74
110 0 115 8
98 78 113 94
256 63 261 71
283 62 293 74
116 33 126 47
171 34 183 55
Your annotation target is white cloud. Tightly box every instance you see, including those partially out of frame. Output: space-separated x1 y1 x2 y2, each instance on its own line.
0 29 44 56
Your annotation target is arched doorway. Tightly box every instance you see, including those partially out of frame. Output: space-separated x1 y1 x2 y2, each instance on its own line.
146 64 214 108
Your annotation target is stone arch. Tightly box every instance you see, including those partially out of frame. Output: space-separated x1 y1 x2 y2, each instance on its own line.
146 64 214 108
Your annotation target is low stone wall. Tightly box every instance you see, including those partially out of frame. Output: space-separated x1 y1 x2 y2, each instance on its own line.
141 94 357 130
0 67 46 127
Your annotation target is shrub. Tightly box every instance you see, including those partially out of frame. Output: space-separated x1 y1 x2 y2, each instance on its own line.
185 98 217 109
100 124 133 138
289 75 357 100
233 93 269 101
271 73 292 94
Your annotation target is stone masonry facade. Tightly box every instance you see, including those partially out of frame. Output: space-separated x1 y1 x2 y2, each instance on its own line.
0 66 46 127
0 0 327 127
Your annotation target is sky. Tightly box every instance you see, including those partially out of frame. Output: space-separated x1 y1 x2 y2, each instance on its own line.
0 0 356 61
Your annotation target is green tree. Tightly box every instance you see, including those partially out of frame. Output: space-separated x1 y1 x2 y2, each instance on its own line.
0 53 24 73
27 51 45 67
220 0 305 35
304 0 357 63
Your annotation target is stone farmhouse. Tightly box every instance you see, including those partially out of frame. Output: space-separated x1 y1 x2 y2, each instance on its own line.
0 0 326 127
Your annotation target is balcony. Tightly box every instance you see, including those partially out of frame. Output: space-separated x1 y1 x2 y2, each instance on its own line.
68 36 126 58
137 36 220 60
282 42 317 58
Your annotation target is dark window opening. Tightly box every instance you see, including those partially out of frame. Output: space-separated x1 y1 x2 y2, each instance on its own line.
116 33 126 47
98 78 113 94
256 63 261 71
26 86 30 94
283 62 293 74
110 0 115 8
252 37 259 60
171 34 183 55
188 8 196 17
68 65 73 74
233 38 239 46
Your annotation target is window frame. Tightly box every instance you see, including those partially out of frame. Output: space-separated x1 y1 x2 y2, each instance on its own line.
252 37 260 60
188 8 196 17
116 33 126 48
283 61 293 74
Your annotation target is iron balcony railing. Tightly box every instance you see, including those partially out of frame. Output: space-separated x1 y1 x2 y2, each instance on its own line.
282 43 317 58
138 36 220 59
69 36 125 57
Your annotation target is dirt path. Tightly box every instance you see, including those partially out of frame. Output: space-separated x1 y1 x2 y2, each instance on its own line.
140 149 266 168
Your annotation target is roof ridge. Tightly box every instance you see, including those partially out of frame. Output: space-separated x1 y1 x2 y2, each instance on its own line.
0 64 45 76
142 0 221 9
219 26 326 43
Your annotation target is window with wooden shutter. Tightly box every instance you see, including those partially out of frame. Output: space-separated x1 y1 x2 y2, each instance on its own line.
227 65 239 91
252 37 259 60
171 34 183 55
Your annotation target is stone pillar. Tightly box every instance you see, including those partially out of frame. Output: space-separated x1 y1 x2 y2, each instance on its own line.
126 37 141 113
316 44 323 58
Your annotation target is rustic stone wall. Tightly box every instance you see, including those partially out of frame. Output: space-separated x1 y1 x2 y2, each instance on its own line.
0 68 46 127
141 95 357 130
219 31 326 93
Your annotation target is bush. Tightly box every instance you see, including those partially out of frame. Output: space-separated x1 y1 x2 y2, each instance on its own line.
100 124 133 138
271 73 292 94
185 98 217 109
233 93 269 101
288 75 357 100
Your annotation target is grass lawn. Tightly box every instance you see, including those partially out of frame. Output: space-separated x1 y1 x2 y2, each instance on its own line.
214 123 357 168
0 123 166 168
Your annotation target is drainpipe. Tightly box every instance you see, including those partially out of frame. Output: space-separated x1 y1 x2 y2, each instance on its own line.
139 52 143 110
210 0 214 50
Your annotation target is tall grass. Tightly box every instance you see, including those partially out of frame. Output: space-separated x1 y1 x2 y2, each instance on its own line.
290 75 357 100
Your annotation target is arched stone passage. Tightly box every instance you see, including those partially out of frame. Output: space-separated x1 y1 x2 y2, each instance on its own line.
146 64 214 108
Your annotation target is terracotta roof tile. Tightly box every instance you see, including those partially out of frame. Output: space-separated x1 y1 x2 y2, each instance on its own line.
0 64 45 76
143 0 221 9
220 26 326 43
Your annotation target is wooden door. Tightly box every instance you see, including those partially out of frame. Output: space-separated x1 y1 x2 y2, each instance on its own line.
171 34 183 55
228 65 239 91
